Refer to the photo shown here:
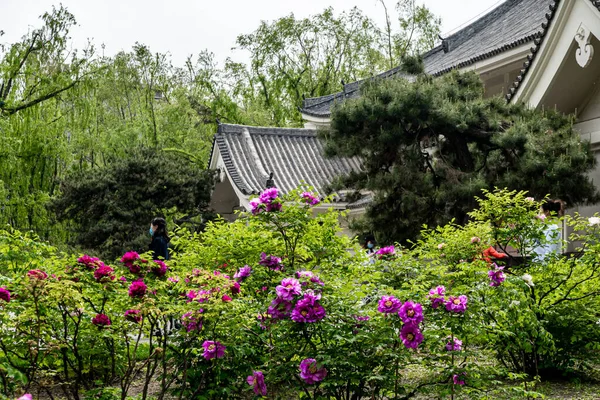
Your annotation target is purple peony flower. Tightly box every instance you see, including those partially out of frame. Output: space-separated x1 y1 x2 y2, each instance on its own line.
446 337 463 352
400 323 424 349
246 370 267 396
259 252 284 271
234 266 252 281
259 188 280 203
299 358 327 384
291 295 326 323
377 295 402 314
488 264 506 287
151 260 168 277
128 280 147 298
92 313 111 327
301 192 320 206
249 199 263 215
398 301 424 324
267 297 293 320
120 251 140 266
94 265 115 282
124 309 142 323
427 286 446 309
453 373 466 385
27 269 48 280
0 287 10 303
296 270 314 279
445 295 468 313
182 309 204 332
376 245 396 258
202 340 225 360
77 255 103 269
276 278 302 301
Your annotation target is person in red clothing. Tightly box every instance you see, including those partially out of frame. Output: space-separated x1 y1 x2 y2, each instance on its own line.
482 246 507 264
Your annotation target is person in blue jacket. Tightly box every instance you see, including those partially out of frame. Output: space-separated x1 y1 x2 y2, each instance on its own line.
149 217 170 260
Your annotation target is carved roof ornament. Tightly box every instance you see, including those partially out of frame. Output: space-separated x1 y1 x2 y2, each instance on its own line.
575 24 594 68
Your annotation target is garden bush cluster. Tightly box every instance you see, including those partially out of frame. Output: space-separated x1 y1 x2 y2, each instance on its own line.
0 188 599 399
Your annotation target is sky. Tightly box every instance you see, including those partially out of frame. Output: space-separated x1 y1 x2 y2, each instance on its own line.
0 0 504 66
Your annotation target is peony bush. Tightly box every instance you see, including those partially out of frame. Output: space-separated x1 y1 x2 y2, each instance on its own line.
0 188 598 399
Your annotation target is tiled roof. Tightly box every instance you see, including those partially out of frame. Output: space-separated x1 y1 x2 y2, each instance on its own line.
301 0 552 117
212 123 362 196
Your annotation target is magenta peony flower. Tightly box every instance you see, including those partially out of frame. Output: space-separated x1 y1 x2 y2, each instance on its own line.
377 295 402 314
445 295 468 313
119 276 127 282
453 373 466 385
398 301 424 324
27 269 48 280
446 337 463 352
428 286 446 309
246 370 267 396
0 287 10 303
151 260 168 277
488 264 506 287
234 266 252 281
301 192 320 206
249 199 263 215
124 309 142 323
128 280 147 298
202 340 225 360
17 394 33 400
77 255 103 269
181 309 204 332
400 323 424 349
376 245 396 258
259 253 284 271
221 294 232 302
291 298 326 323
276 278 302 301
231 281 241 295
120 251 140 266
299 358 327 384
92 313 111 327
94 265 115 282
267 297 293 320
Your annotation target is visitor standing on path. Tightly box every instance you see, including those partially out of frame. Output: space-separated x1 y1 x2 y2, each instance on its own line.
532 199 564 261
149 217 170 260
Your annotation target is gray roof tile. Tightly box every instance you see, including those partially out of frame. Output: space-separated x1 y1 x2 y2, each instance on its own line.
212 124 362 196
301 0 553 117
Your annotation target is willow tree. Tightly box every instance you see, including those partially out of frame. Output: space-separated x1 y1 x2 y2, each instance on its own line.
324 71 599 244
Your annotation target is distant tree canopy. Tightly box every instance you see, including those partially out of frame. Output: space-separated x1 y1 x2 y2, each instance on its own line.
50 149 216 260
324 70 599 244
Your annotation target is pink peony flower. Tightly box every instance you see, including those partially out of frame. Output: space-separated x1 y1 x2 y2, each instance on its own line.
77 255 103 269
124 309 142 323
0 287 10 303
151 260 168 277
275 278 302 301
400 323 424 349
377 295 402 314
128 280 147 298
202 340 225 360
446 337 463 352
17 395 33 400
93 265 115 282
299 358 327 384
445 295 468 313
398 301 424 325
471 236 480 244
427 286 446 309
92 313 111 327
27 269 48 280
438 243 446 250
246 371 267 396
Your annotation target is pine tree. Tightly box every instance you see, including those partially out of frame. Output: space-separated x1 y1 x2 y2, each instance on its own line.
324 70 599 244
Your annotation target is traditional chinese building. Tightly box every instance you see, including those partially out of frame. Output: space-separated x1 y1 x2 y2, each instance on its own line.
209 0 600 224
